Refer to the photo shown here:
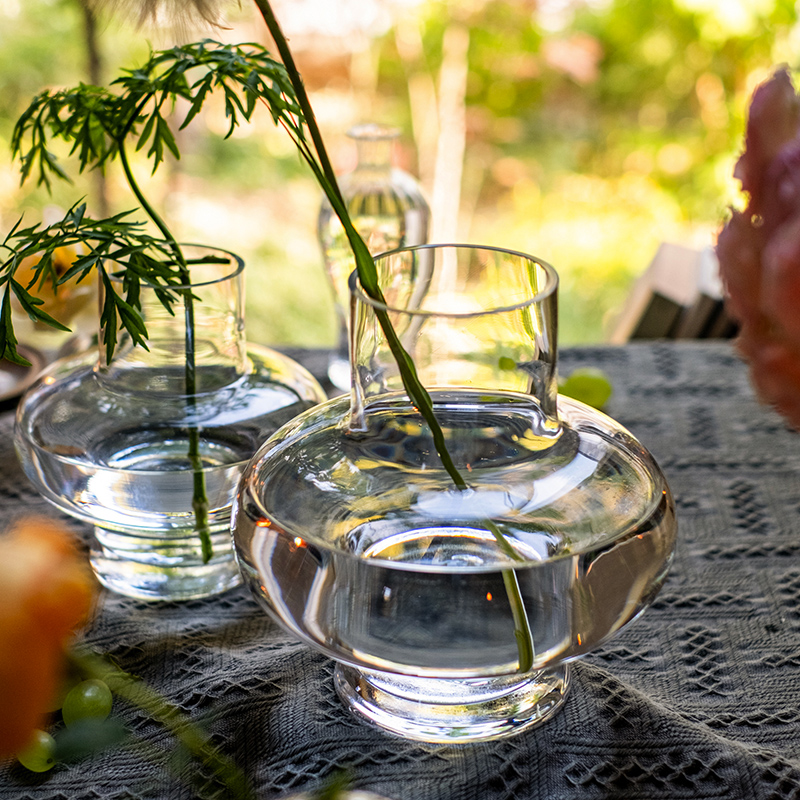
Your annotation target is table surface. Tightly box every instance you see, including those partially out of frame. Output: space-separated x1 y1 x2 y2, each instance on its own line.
3 340 800 800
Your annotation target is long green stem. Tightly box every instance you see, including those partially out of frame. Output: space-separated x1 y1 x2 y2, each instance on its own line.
254 1 342 203
486 520 534 671
254 1 533 670
254 0 465 489
117 139 213 563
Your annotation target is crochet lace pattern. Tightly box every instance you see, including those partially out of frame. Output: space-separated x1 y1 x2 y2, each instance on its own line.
2 341 800 799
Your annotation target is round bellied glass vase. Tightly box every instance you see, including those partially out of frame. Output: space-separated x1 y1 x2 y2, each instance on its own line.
15 246 327 602
318 123 430 390
233 244 677 743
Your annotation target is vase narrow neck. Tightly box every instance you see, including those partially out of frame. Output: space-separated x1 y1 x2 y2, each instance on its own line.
347 245 560 432
96 247 247 396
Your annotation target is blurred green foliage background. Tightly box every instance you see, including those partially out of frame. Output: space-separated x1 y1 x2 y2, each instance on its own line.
0 0 795 349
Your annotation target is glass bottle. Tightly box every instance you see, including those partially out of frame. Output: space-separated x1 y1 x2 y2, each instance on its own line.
318 123 430 390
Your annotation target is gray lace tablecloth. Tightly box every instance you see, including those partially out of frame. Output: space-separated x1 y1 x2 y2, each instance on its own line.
3 340 800 800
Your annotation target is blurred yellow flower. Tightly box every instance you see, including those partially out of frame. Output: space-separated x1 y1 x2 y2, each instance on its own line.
0 517 95 758
13 247 95 327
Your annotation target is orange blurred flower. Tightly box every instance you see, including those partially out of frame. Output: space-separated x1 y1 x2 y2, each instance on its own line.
0 517 95 757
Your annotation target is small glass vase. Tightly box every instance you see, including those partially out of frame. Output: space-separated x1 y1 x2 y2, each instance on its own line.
233 244 677 743
318 123 430 390
15 246 327 602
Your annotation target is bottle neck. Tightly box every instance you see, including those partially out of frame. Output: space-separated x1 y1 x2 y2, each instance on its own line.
354 137 394 173
348 124 401 174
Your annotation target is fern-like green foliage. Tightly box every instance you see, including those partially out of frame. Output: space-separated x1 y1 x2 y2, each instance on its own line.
0 40 303 367
1 39 314 563
1 34 468 492
13 39 299 184
1 32 474 558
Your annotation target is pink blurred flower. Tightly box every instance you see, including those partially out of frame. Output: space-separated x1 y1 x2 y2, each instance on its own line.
717 68 800 427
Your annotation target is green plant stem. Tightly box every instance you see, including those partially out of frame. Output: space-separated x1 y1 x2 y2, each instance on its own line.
117 139 213 563
503 569 534 672
483 518 534 672
253 0 533 670
253 0 465 489
253 0 342 203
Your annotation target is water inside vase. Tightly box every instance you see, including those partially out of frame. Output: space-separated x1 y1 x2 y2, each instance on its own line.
234 390 676 678
17 355 319 536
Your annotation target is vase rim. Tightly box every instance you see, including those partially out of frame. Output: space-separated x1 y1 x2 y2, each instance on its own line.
107 243 244 290
349 243 558 318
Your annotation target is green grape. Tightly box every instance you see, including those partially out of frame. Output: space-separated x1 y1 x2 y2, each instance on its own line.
17 729 56 773
559 367 613 410
61 679 113 727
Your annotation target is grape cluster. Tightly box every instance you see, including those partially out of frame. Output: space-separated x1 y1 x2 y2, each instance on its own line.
16 679 113 772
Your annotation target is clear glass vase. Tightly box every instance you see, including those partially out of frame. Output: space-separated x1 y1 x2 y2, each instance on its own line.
318 123 430 390
233 244 677 743
15 246 327 602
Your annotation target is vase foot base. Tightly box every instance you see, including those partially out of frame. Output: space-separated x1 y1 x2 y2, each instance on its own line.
334 663 570 743
90 527 242 602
